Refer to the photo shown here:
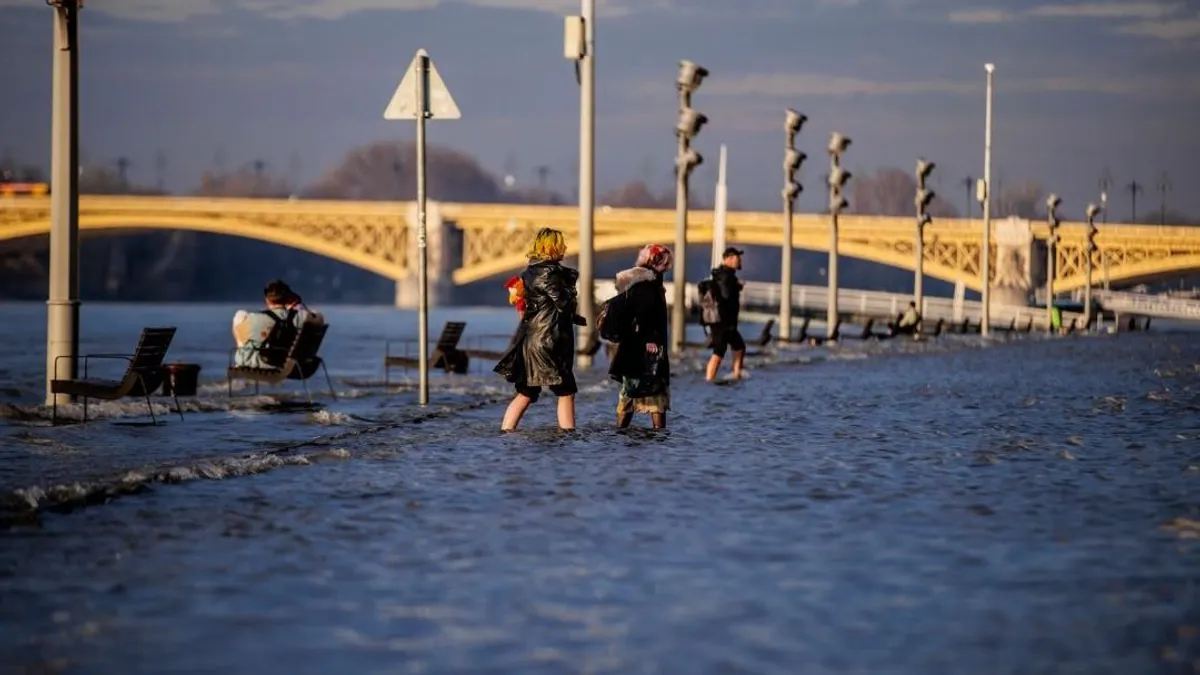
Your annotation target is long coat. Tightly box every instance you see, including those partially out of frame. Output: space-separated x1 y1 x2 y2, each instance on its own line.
607 266 671 383
494 260 579 387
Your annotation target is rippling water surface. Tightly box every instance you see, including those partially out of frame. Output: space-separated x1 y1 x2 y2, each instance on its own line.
1 302 1198 674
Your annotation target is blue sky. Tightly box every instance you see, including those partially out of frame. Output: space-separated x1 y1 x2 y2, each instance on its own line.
1 0 1198 220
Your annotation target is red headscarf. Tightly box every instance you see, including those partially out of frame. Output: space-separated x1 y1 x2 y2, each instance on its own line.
504 275 526 314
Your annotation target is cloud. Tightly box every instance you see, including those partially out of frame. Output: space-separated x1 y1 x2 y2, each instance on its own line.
945 1 1192 36
0 0 658 23
947 8 1018 23
683 72 1200 99
1116 11 1200 40
1026 2 1180 19
0 0 224 22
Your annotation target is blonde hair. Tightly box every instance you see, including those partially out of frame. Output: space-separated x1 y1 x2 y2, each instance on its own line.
527 227 567 262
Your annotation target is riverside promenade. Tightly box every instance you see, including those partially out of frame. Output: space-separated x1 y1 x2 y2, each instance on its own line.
1 302 1198 674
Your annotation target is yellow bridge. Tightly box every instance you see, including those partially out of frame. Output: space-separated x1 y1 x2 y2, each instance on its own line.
2 194 1199 300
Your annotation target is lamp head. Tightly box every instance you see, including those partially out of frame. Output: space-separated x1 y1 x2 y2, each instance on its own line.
828 132 851 155
677 60 709 91
785 109 807 136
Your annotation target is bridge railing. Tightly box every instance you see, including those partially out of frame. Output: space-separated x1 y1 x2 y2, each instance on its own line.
1090 290 1200 320
596 280 1079 330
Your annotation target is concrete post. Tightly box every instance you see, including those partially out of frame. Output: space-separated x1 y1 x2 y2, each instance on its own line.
45 1 81 407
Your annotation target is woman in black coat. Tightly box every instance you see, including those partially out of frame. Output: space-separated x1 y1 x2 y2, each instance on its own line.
608 244 672 429
494 228 583 431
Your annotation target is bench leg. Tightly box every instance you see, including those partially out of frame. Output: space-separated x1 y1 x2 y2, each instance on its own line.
143 391 158 425
173 392 184 422
227 374 233 398
320 360 336 400
82 395 88 424
300 376 312 405
51 395 57 426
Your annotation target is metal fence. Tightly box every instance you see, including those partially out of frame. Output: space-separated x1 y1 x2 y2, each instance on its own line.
596 280 1080 330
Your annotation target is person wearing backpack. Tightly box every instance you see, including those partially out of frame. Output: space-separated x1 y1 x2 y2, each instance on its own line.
705 246 746 382
605 244 672 429
494 228 586 431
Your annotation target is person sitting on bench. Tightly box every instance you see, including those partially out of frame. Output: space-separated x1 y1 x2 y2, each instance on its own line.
889 301 921 336
232 279 324 367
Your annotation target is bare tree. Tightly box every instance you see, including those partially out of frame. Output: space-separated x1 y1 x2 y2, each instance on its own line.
194 166 289 198
304 140 504 202
994 181 1044 219
849 167 959 218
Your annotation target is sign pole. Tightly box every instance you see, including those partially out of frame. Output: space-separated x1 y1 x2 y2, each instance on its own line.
415 52 429 406
384 47 459 407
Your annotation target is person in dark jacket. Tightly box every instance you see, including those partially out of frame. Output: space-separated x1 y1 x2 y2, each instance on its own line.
608 244 672 429
705 246 746 381
494 228 583 431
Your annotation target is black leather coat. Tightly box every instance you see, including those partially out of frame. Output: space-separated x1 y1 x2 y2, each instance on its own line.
494 260 579 386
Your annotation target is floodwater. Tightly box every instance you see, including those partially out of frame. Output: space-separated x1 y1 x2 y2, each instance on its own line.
1 302 1198 674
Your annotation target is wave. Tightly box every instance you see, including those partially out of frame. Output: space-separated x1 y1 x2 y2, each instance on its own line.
0 330 1072 524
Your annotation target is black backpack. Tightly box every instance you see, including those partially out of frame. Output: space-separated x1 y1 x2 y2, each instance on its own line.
596 291 631 343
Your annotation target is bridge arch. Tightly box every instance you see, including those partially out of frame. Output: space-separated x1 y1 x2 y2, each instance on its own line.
452 231 977 288
1057 254 1200 292
1 214 406 281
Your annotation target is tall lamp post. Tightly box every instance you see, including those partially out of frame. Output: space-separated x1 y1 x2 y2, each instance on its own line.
45 0 82 407
1045 193 1061 333
779 109 807 340
981 62 995 337
914 158 935 315
671 60 708 355
1099 171 1110 289
564 1 595 366
826 132 851 340
1084 203 1100 328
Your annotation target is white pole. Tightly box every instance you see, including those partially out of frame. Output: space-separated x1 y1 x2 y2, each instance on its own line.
416 51 430 405
575 0 596 368
45 0 81 407
712 144 727 268
981 63 994 337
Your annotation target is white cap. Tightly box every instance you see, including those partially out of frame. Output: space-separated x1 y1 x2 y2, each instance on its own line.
985 63 995 73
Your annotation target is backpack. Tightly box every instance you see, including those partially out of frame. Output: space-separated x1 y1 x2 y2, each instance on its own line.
596 291 631 343
697 279 722 325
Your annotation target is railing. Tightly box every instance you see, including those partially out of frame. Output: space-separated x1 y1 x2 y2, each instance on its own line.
1090 290 1200 321
596 280 1080 330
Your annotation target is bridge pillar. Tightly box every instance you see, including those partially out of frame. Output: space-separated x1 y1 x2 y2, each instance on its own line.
395 201 453 309
991 216 1034 306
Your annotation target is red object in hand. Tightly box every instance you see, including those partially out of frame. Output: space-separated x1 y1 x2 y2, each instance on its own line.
504 276 526 314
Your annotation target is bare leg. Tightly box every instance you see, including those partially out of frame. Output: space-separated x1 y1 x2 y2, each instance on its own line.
557 394 576 430
706 354 723 381
731 349 745 379
501 394 533 431
650 412 666 429
617 412 633 428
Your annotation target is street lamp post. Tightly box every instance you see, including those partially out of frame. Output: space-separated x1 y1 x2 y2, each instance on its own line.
779 109 807 341
915 159 935 316
565 1 596 366
981 62 995 337
826 132 851 340
45 0 82 407
671 60 708 355
1084 203 1101 328
1045 193 1061 333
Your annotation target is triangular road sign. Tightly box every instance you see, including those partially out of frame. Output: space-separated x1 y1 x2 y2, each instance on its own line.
383 48 461 120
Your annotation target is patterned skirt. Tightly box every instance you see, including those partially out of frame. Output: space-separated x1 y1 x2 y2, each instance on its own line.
616 376 670 415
